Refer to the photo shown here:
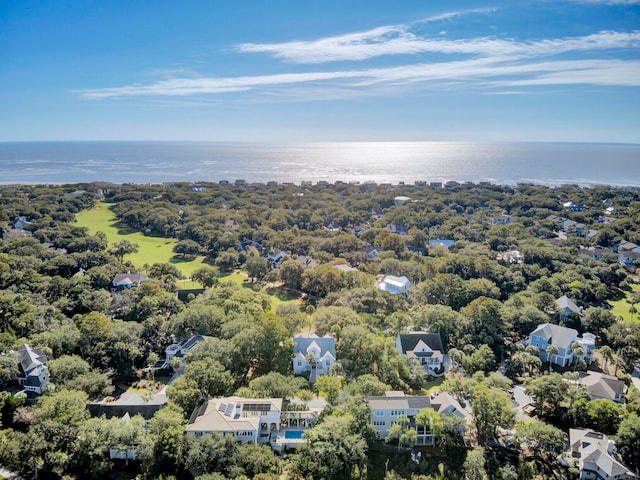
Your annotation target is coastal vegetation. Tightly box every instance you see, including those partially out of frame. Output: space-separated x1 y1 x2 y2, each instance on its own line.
0 180 639 479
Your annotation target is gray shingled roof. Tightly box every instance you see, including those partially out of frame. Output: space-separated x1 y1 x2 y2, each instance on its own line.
397 333 445 355
293 334 336 358
530 323 578 350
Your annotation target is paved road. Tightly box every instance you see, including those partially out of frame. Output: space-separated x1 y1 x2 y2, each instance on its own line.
632 366 640 392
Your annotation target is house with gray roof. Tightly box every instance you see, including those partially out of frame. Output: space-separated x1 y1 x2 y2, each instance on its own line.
529 323 595 367
292 334 336 383
17 344 49 399
560 428 637 479
396 332 445 376
162 335 211 368
367 392 435 445
578 371 627 404
555 295 584 321
430 392 469 421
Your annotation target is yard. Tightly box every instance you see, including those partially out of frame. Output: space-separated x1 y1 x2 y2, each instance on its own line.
75 201 208 277
609 284 640 322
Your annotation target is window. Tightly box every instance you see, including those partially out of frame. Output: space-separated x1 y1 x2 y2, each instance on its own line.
297 361 302 367
375 410 384 417
326 360 331 366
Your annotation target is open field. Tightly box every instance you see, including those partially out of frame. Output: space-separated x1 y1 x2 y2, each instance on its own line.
609 284 640 322
76 204 303 312
75 201 207 276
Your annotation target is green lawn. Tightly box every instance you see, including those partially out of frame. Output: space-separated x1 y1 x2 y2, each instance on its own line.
75 201 207 277
76 204 303 312
609 284 640 322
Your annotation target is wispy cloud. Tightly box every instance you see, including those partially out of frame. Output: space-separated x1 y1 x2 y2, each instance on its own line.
235 22 639 64
78 9 640 101
78 58 640 99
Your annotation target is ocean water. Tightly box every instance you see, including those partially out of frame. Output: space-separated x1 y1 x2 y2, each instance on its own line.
0 141 638 187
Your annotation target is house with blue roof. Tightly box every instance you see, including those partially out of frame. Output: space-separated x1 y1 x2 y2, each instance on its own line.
292 334 336 383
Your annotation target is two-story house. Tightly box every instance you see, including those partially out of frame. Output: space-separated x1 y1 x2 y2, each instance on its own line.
17 344 49 400
367 392 435 446
396 332 445 376
555 295 584 322
186 396 283 444
529 323 595 367
163 335 211 368
561 429 637 479
292 334 336 383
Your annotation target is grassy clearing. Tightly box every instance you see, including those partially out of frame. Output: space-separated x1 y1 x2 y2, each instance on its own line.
76 205 302 312
75 201 206 276
609 284 640 322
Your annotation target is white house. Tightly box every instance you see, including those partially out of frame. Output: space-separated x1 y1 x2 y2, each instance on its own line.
561 429 637 479
162 335 211 368
17 344 49 399
367 392 435 446
112 272 146 289
376 275 412 294
529 323 595 367
292 334 336 383
186 396 283 444
396 332 445 376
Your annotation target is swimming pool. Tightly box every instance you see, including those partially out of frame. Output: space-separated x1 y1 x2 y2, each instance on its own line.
284 430 305 440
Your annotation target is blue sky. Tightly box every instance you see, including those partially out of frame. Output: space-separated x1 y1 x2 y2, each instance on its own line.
1 0 639 142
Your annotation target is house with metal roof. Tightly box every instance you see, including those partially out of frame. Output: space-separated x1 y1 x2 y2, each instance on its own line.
162 335 211 368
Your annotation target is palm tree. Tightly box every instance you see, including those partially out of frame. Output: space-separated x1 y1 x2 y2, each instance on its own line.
546 344 559 372
571 342 585 371
599 345 614 374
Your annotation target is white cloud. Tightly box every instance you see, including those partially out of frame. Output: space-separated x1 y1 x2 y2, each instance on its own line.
235 24 640 64
78 11 640 101
78 57 640 99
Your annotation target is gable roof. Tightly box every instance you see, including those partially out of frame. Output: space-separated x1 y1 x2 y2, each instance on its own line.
112 273 146 285
578 372 626 401
569 429 637 478
556 295 583 315
530 323 578 350
397 332 444 355
18 344 47 374
293 334 336 358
